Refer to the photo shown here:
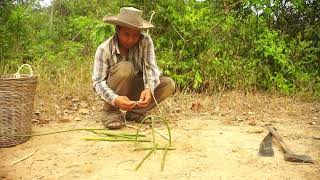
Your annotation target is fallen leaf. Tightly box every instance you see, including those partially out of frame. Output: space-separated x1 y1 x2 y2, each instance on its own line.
59 114 72 123
190 102 202 111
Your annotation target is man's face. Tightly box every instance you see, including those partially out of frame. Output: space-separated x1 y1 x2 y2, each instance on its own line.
118 26 141 49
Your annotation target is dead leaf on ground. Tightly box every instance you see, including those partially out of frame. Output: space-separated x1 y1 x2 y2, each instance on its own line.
58 114 72 123
190 102 203 111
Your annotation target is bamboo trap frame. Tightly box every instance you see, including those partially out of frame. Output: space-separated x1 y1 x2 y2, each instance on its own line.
134 115 173 171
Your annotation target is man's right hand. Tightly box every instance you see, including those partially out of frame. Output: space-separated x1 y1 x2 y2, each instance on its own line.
114 96 136 111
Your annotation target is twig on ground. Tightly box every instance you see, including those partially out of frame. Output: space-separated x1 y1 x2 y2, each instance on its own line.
10 149 39 165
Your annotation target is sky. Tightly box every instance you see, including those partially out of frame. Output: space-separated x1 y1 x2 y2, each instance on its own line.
40 0 52 7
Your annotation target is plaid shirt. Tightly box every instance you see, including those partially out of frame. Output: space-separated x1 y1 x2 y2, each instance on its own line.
92 33 160 105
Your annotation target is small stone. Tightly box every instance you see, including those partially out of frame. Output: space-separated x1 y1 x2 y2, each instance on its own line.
54 104 60 109
80 101 88 108
234 117 243 122
34 110 41 116
79 108 90 115
232 148 239 153
74 117 81 121
71 97 80 102
59 115 72 123
312 135 320 140
72 106 78 110
246 127 264 134
308 122 316 125
248 121 257 126
172 108 182 113
63 109 71 114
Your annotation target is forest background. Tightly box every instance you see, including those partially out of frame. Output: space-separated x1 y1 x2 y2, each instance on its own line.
0 0 319 101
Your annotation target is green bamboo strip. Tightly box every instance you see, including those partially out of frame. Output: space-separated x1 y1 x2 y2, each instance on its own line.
134 116 150 146
161 144 169 171
0 128 107 137
134 147 175 151
151 116 156 154
156 116 172 146
81 137 151 142
91 131 145 139
135 144 157 171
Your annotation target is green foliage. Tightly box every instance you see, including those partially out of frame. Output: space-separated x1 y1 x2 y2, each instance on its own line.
0 0 319 97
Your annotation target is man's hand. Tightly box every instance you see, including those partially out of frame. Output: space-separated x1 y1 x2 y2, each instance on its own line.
114 96 136 111
136 88 152 108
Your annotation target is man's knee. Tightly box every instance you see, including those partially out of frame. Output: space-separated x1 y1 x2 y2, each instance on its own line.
113 61 134 79
160 76 176 96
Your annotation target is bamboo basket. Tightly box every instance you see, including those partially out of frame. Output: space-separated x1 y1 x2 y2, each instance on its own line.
0 64 38 147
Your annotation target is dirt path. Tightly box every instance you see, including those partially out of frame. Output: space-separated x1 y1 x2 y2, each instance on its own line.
1 92 320 180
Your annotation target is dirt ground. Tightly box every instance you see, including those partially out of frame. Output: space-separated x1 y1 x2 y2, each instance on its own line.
1 91 320 180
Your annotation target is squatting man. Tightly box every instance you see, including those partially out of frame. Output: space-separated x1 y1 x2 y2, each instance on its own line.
92 7 175 129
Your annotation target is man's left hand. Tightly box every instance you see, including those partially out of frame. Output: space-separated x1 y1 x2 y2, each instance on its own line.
136 88 152 108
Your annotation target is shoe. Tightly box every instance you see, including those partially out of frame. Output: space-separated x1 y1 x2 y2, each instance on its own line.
100 111 124 130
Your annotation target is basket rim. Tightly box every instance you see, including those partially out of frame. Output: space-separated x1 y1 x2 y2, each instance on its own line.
0 74 38 80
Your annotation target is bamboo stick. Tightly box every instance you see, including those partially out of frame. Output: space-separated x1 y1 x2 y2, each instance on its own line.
161 144 169 171
0 128 107 137
151 117 156 154
81 137 151 142
135 144 157 171
134 147 175 151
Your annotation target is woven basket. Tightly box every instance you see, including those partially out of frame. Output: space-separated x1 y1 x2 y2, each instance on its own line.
0 64 38 147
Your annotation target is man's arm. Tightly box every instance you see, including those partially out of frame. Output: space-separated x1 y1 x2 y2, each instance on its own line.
143 34 160 93
136 34 160 108
92 44 118 106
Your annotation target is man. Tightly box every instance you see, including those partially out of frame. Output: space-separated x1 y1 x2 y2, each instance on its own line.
92 7 175 129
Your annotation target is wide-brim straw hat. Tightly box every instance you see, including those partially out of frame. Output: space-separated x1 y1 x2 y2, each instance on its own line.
103 7 154 30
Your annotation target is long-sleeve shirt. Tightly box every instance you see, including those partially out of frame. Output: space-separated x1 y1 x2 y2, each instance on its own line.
92 33 160 105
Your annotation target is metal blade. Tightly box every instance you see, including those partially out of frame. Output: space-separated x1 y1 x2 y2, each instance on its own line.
258 132 274 157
